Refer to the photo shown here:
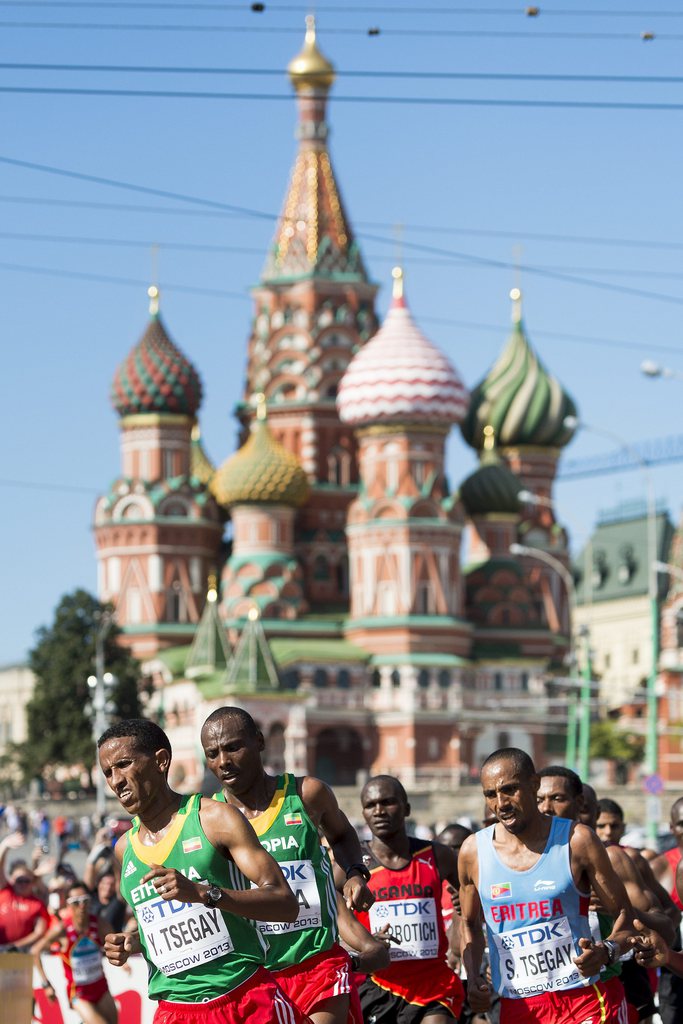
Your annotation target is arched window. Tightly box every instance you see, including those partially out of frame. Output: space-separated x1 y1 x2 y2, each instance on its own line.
314 668 328 688
418 670 430 689
337 669 351 689
391 669 401 689
313 555 330 580
371 670 381 689
166 580 187 622
438 670 450 689
280 669 300 691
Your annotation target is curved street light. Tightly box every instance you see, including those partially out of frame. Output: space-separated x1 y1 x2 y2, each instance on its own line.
509 542 591 776
565 414 659 841
640 360 683 382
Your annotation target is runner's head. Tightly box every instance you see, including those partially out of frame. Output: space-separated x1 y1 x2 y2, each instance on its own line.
480 748 540 836
361 775 410 842
536 766 584 821
436 823 473 858
66 881 92 922
580 784 599 829
200 706 265 796
670 796 683 848
97 718 173 817
596 797 625 845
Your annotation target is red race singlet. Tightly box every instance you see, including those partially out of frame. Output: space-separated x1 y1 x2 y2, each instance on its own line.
355 839 463 1010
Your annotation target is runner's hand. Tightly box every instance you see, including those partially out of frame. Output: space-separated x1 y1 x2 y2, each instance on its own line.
630 918 669 968
573 937 609 976
467 975 491 1012
371 923 394 947
141 863 202 903
343 876 375 913
104 931 139 966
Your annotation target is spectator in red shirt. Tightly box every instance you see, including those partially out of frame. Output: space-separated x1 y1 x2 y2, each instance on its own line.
0 832 49 948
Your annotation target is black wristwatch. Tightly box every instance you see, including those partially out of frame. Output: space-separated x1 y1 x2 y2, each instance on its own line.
601 939 620 965
204 884 223 909
346 862 371 883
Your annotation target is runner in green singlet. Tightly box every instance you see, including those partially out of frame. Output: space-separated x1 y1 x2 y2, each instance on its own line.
201 705 378 1024
97 718 309 1024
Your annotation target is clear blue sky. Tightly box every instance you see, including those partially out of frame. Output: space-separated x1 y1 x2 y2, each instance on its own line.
1 0 681 664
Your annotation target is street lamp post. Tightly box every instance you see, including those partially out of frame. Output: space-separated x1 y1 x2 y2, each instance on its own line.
509 542 591 775
565 415 659 841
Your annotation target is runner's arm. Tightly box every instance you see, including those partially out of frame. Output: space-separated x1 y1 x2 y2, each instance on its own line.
458 836 491 1012
630 849 681 931
336 893 391 974
572 825 635 963
605 845 675 944
31 917 65 993
142 798 298 923
301 776 375 912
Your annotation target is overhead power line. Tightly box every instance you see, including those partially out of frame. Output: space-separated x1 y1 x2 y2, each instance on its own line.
0 3 681 15
0 22 676 40
5 153 683 309
2 62 683 85
4 85 683 111
4 225 683 285
1 192 682 257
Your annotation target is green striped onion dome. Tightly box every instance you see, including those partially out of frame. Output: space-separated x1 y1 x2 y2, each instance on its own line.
460 310 577 451
111 314 202 418
459 454 522 517
212 418 310 509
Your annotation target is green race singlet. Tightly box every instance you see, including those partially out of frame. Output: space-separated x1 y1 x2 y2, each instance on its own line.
215 773 338 970
119 793 268 1003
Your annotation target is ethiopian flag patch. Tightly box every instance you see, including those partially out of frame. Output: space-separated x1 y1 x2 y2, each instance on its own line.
284 813 303 826
182 837 203 854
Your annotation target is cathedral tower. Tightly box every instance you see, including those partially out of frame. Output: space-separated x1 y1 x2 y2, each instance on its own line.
460 288 577 538
241 18 379 610
94 288 223 658
337 268 471 656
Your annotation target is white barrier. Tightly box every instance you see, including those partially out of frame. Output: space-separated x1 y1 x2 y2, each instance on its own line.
33 953 155 1024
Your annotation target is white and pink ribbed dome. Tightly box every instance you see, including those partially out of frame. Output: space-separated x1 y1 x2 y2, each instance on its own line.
337 269 469 427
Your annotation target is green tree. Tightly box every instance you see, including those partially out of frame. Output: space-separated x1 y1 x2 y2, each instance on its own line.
589 719 645 778
23 589 141 783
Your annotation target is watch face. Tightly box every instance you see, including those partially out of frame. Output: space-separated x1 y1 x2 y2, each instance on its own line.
206 885 222 906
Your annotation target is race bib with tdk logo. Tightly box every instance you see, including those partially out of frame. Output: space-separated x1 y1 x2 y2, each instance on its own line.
369 898 439 960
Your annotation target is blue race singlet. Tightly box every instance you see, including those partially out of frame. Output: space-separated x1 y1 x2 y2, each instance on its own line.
476 816 598 999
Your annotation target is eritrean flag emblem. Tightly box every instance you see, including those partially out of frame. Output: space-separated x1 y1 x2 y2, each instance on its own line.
182 837 203 854
490 882 511 900
284 813 303 826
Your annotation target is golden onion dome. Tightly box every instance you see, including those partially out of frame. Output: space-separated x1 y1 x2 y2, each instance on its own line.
212 401 310 509
288 15 336 93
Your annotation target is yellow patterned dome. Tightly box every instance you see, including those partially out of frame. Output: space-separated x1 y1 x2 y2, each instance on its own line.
288 16 335 93
213 412 310 509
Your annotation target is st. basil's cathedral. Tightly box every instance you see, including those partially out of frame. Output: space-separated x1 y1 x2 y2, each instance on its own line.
93 20 578 790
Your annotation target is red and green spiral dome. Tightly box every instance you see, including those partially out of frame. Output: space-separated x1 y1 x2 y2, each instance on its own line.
111 314 202 418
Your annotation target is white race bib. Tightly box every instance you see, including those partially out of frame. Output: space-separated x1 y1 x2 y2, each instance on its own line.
369 898 439 961
71 937 104 985
136 896 233 976
256 859 322 935
492 915 582 997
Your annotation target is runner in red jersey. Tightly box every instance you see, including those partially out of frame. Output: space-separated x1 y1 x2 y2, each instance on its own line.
349 775 464 1024
33 880 118 1024
650 797 683 1024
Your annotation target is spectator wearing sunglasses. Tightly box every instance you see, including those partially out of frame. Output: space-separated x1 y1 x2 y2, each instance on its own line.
0 831 49 949
33 880 118 1024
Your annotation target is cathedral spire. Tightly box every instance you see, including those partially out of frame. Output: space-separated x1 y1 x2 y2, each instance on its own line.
262 18 369 284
